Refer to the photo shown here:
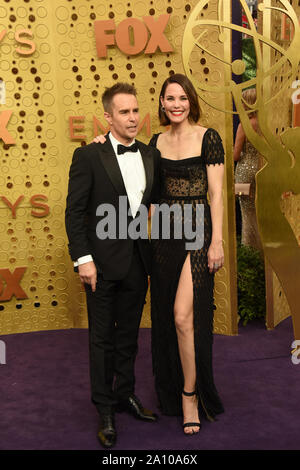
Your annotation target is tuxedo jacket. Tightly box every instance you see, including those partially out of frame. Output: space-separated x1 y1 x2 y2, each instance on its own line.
65 137 161 280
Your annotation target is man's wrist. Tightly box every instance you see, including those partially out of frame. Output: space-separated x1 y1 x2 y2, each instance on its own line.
74 255 93 267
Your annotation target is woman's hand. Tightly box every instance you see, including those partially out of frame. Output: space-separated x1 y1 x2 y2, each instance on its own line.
207 240 224 273
93 134 107 144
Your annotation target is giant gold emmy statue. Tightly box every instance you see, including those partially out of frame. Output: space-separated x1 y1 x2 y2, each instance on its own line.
182 0 300 343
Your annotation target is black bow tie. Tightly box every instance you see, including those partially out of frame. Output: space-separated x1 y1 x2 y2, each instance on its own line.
117 143 138 155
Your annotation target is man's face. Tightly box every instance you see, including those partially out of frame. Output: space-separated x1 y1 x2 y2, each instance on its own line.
104 93 140 144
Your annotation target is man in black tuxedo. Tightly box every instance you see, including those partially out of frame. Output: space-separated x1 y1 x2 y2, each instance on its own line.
65 83 160 448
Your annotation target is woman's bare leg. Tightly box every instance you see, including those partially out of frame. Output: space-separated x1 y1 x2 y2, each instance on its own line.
174 254 200 434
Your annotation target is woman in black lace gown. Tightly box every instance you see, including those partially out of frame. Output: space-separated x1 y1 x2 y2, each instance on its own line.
149 74 225 434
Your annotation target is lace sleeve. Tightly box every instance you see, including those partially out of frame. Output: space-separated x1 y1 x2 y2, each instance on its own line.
148 133 160 148
203 128 225 165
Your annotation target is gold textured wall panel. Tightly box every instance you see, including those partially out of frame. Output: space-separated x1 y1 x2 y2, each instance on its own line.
264 0 300 329
246 0 300 340
0 0 237 335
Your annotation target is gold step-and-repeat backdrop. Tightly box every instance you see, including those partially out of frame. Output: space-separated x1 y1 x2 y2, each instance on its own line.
1 0 299 337
0 0 237 335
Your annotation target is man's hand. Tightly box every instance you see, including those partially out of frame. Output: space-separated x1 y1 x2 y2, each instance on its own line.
93 135 106 144
78 261 97 292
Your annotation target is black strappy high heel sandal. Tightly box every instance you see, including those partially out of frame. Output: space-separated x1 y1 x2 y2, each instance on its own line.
182 390 201 434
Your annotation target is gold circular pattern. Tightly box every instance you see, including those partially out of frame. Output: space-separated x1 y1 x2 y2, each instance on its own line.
0 7 7 18
231 59 246 76
0 59 10 70
34 24 49 39
55 6 69 22
36 7 47 18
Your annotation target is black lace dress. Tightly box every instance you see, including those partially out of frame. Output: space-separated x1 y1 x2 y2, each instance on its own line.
149 128 225 420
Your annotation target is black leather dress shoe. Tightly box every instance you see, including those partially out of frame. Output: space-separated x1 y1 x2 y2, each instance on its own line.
117 395 158 422
97 412 117 448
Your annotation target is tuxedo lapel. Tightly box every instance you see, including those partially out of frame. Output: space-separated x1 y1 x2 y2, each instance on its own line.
95 138 154 205
95 139 127 196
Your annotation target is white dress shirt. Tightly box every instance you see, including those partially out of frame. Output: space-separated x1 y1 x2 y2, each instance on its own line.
74 133 146 267
109 132 146 218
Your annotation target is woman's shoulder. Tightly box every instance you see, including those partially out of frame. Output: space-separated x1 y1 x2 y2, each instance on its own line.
194 125 209 139
194 125 223 140
250 116 259 133
149 132 162 148
201 127 225 146
194 126 220 146
201 126 220 137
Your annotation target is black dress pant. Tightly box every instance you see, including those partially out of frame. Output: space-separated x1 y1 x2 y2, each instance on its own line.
85 243 148 414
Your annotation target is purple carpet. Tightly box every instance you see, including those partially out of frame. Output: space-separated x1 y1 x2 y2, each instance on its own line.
0 317 299 450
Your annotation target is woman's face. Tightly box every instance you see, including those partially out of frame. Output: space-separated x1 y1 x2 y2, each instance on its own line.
160 82 190 124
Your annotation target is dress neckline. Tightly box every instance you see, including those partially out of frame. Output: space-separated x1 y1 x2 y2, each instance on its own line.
155 128 211 162
161 155 202 162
